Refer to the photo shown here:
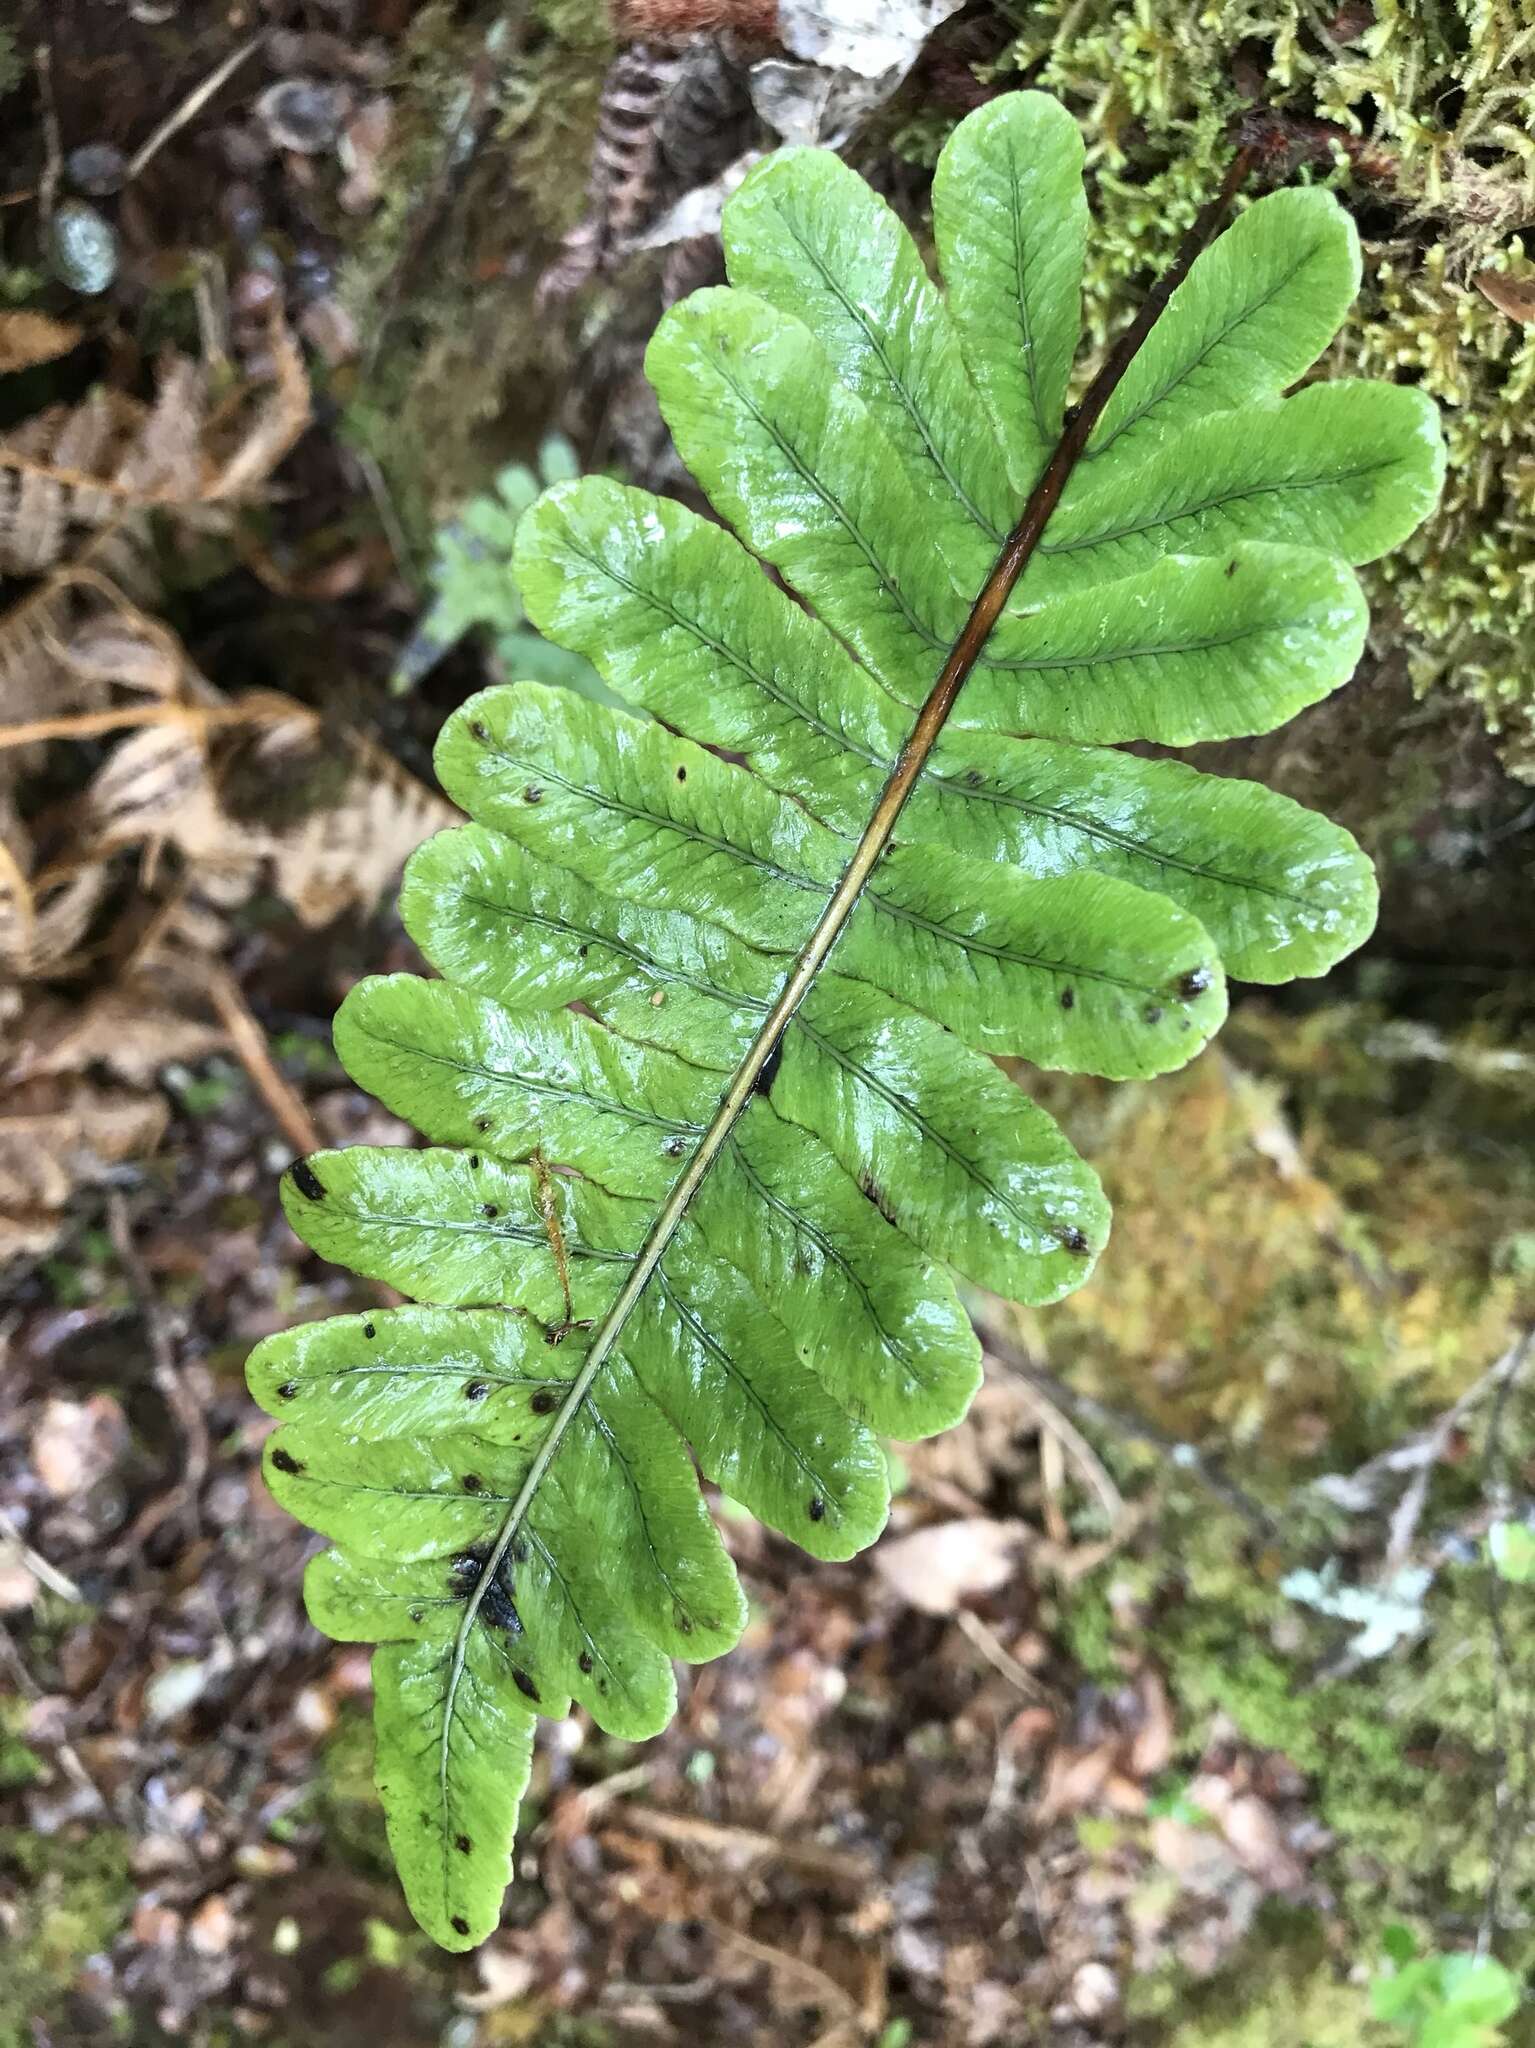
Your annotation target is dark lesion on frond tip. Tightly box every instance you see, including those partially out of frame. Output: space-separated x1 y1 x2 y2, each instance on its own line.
1177 966 1214 1000
450 1551 524 1636
288 1159 326 1202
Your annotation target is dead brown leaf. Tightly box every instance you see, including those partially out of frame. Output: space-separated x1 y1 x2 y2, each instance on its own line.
0 311 85 376
1475 269 1535 323
22 983 224 1089
0 1075 167 1264
30 1393 130 1498
872 1518 1026 1615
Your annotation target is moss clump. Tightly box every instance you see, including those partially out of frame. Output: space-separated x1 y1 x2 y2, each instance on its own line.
338 0 613 552
894 3 1535 773
1067 1490 1535 1965
1157 1909 1386 2045
313 1707 394 1879
0 30 22 102
1019 1001 1535 1465
0 1827 134 2046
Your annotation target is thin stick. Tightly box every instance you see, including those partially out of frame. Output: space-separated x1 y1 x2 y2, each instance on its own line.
980 1322 1275 1536
125 35 265 185
203 966 322 1158
955 1608 1055 1704
35 43 61 229
436 147 1256 1717
0 695 314 752
0 1621 109 1815
0 1505 83 1602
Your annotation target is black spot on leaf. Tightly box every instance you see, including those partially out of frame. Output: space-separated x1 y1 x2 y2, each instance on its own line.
271 1448 302 1475
512 1668 541 1702
1225 558 1239 576
464 1380 490 1400
290 1160 326 1202
578 1651 594 1674
468 720 489 742
675 764 687 781
1178 966 1213 999
276 1381 298 1400
451 1915 470 1936
1059 987 1075 1010
530 1388 557 1414
462 1473 484 1492
409 1607 425 1623
754 1038 784 1096
1144 1004 1164 1024
523 784 543 804
482 1203 499 1220
468 1154 480 1170
455 1834 472 1854
475 1116 491 1132
808 1496 826 1522
1058 1226 1091 1255
363 1322 376 1340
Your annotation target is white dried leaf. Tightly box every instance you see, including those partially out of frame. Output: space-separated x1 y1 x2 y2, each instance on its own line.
873 1517 1025 1614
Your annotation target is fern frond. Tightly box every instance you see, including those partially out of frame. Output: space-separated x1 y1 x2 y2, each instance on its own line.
248 93 1444 1949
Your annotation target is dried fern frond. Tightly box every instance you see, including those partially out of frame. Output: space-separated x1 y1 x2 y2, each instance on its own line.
0 323 310 577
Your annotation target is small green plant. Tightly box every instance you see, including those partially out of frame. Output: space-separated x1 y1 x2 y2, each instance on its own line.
1371 1928 1519 2047
392 434 605 699
250 94 1444 1947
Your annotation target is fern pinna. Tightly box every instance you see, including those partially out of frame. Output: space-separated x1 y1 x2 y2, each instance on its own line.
248 94 1444 1948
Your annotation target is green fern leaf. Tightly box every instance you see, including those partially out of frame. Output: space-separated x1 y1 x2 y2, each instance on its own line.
248 92 1444 1949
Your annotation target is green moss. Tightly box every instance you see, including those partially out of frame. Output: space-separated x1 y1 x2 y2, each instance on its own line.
895 2 1535 773
338 0 613 551
1103 1493 1535 1956
0 1827 134 2047
1154 1909 1387 2044
313 1707 394 1879
1023 1002 1535 1463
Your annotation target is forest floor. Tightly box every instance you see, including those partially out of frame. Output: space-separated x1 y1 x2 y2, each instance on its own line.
2 7 1534 2047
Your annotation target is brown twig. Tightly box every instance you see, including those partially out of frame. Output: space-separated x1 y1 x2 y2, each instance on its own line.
702 1916 859 2029
955 1608 1056 1704
124 34 266 185
34 41 61 230
0 695 315 753
0 1620 111 1817
202 966 322 1159
978 1321 1276 1537
623 1805 874 1890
